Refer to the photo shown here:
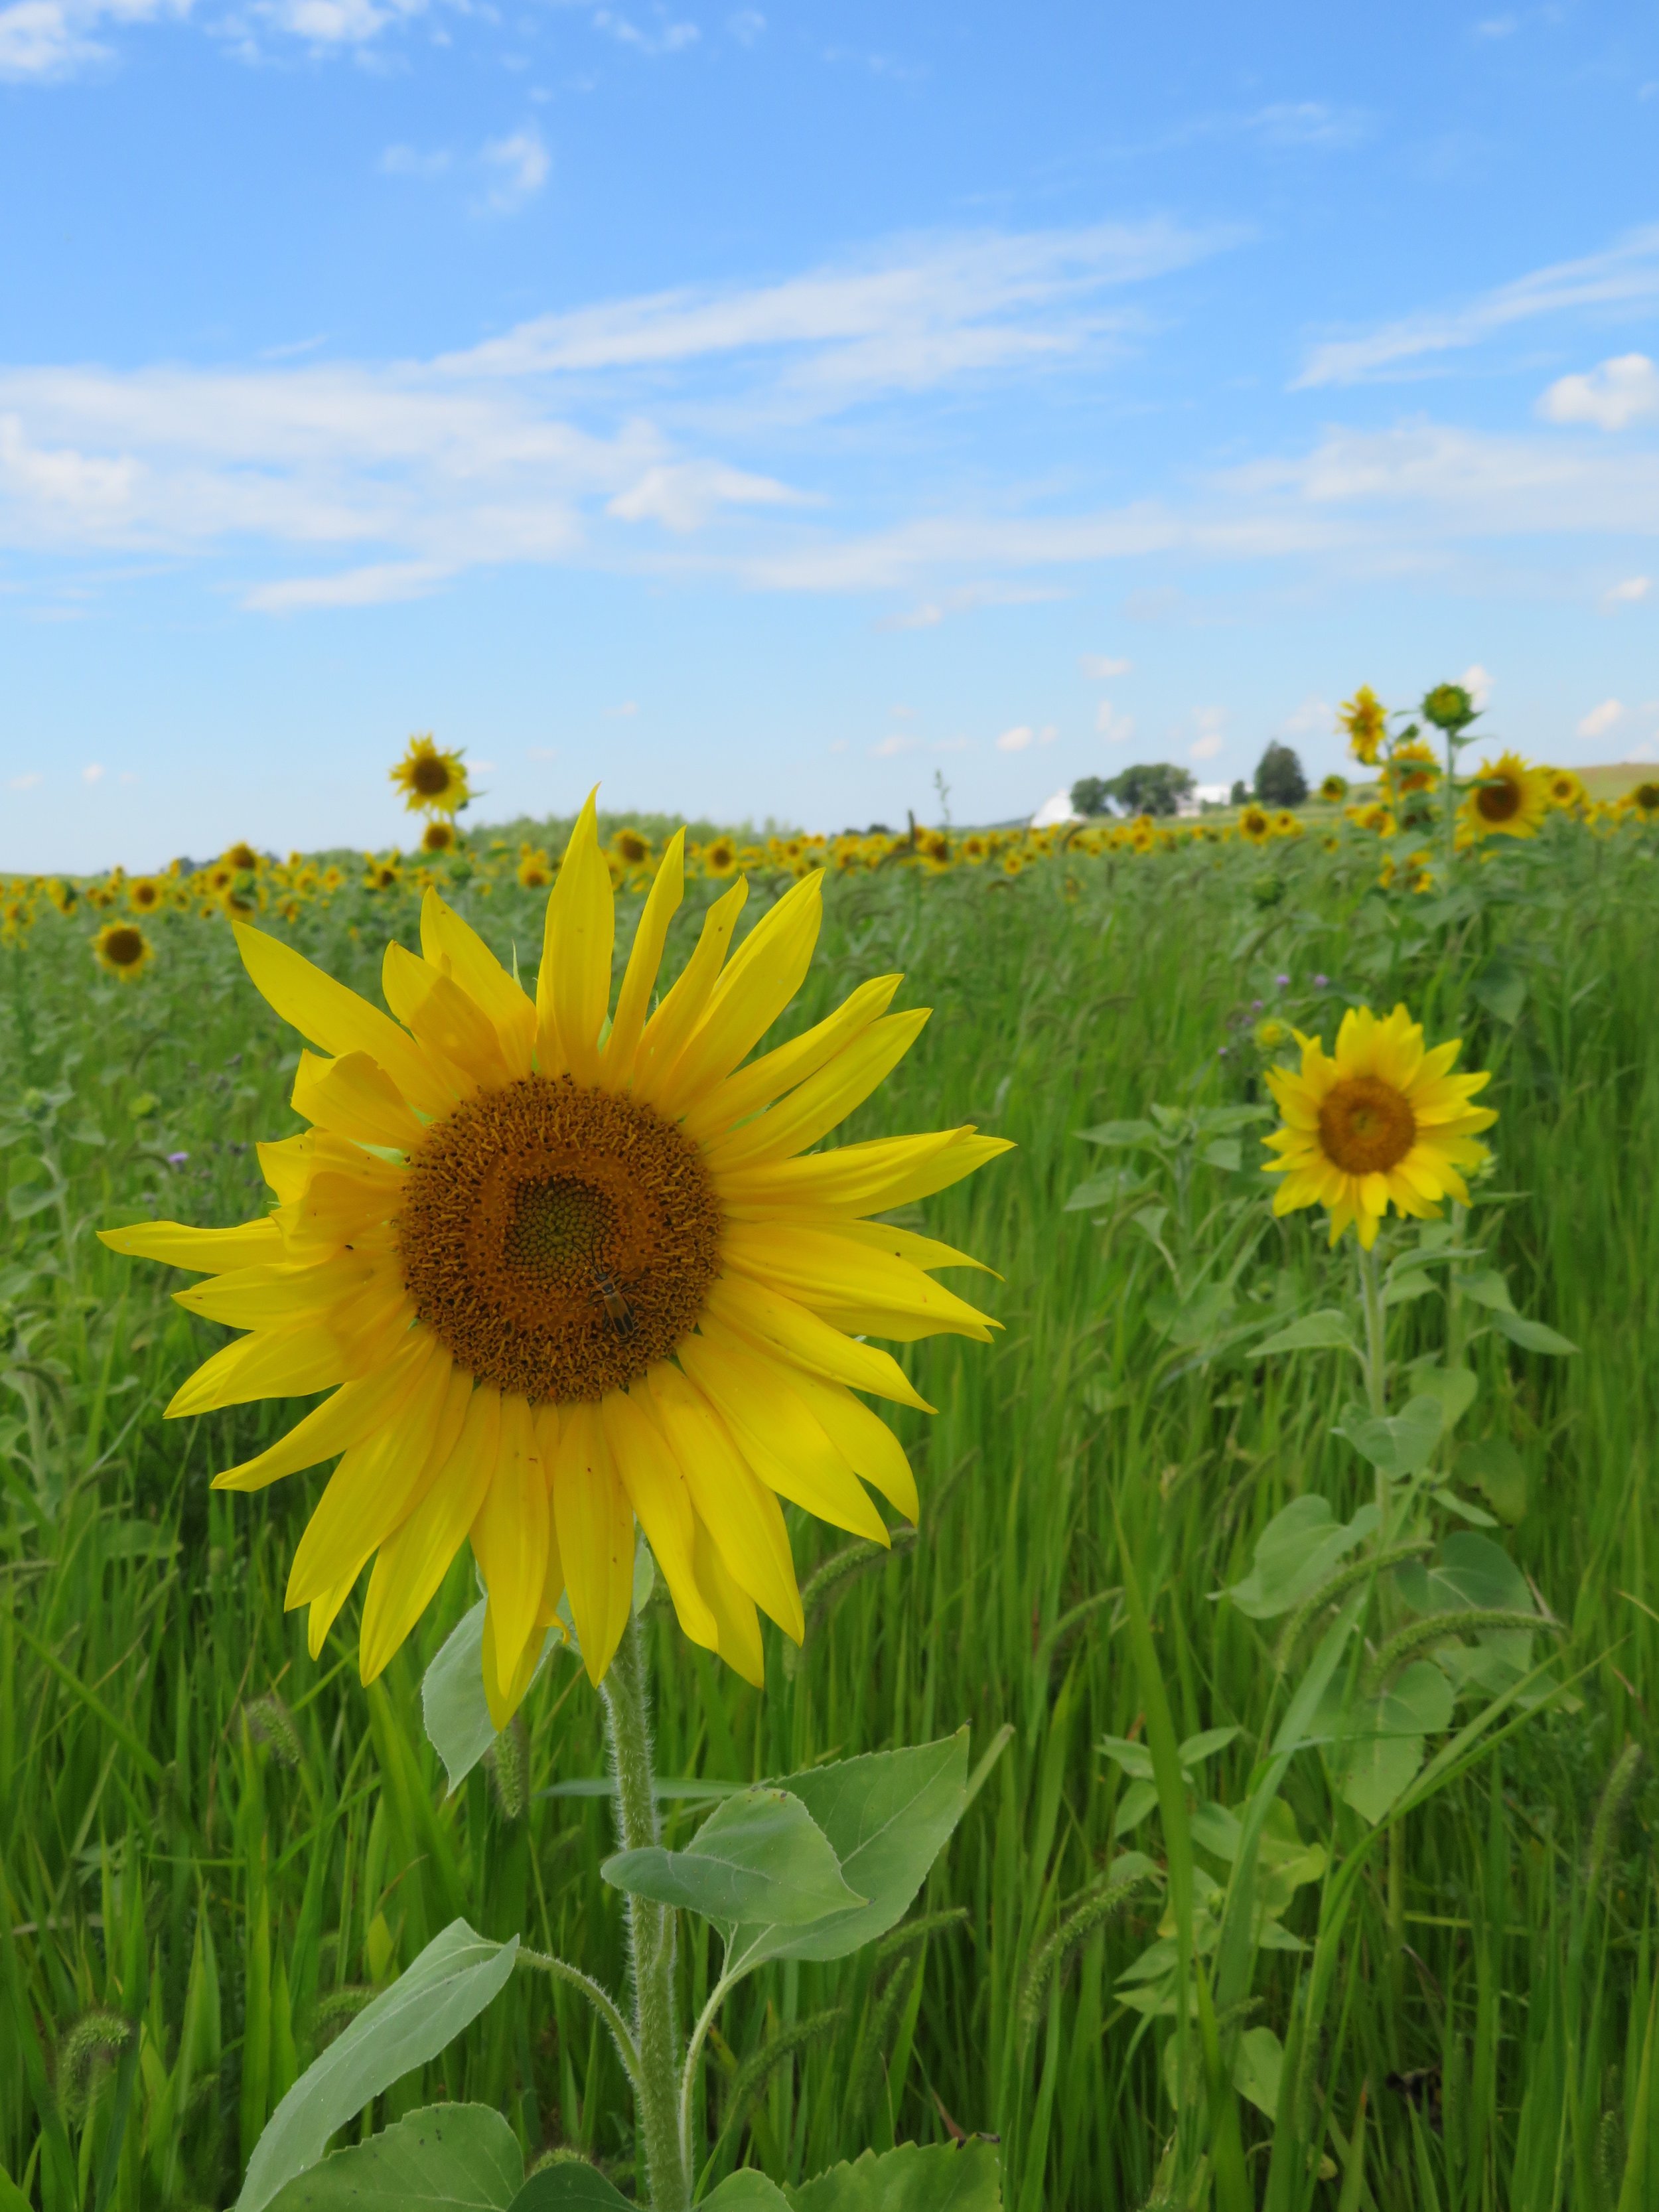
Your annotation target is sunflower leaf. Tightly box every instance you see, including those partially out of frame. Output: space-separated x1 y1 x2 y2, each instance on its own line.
506 2164 634 2211
1253 1310 1361 1357
601 1787 861 1928
1332 1395 1446 1478
421 1601 559 1797
1487 1309 1579 1357
263 2104 522 2210
784 2140 1002 2210
1224 1497 1381 1621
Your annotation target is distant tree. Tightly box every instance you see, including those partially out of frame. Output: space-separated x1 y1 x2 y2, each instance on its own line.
1255 743 1309 808
1104 762 1194 818
1230 778 1251 806
1070 776 1114 818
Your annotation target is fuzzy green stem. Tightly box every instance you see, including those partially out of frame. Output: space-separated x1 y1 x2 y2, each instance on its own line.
600 1617 690 2212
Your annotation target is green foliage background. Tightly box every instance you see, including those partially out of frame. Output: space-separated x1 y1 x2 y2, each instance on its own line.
2 821 1656 2208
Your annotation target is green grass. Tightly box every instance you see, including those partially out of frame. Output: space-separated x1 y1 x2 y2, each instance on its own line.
2 822 1657 2209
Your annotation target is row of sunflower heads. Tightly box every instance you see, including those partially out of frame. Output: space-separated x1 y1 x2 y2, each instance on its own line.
100 792 1011 1718
1261 1003 1498 1250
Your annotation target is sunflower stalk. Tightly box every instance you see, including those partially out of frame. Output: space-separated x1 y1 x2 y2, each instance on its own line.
599 1616 692 2212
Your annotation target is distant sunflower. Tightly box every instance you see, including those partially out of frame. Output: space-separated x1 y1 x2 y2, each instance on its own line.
702 837 739 879
94 922 154 982
102 796 1008 1722
1544 769 1586 813
224 843 260 873
392 736 471 819
1621 778 1659 822
423 820 460 855
1461 752 1548 843
1271 810 1303 839
1238 805 1272 846
1319 774 1348 804
612 828 654 869
517 851 552 890
1337 686 1387 767
1263 1004 1496 1250
128 877 165 913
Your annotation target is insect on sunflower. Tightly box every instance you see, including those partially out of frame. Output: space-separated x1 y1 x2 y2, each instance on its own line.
102 795 1009 1722
1262 1004 1496 1250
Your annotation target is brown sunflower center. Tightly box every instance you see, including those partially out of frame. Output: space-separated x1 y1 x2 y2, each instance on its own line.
1476 774 1522 824
102 926 145 967
398 1075 723 1404
411 756 453 796
1318 1076 1416 1176
1635 781 1659 813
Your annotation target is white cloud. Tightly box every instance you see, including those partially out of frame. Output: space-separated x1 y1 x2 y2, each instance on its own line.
1245 101 1366 150
381 143 452 179
1606 575 1652 607
1279 692 1331 736
1461 663 1493 709
593 8 698 55
82 762 104 782
879 581 1060 630
480 126 549 214
995 725 1035 751
1295 223 1659 388
1080 652 1131 678
869 733 920 758
0 0 190 80
607 459 801 532
1625 736 1659 762
1539 354 1659 431
1096 699 1134 743
606 699 638 717
9 771 42 789
1189 704 1227 761
1190 733 1224 761
828 737 847 753
727 7 762 40
244 561 453 612
1577 697 1624 739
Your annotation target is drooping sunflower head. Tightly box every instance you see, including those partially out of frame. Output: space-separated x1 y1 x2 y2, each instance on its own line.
100 793 1009 1724
1461 752 1548 842
391 735 472 818
1421 682 1476 733
1263 1003 1496 1249
94 922 153 981
1337 686 1387 766
1238 805 1271 845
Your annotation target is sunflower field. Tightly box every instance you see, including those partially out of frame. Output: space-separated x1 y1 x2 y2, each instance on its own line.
3 710 1659 2212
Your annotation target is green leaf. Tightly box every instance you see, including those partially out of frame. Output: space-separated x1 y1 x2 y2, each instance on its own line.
1200 1138 1243 1172
1407 1364 1479 1436
1076 1118 1161 1150
1331 1664 1454 1824
1225 1497 1381 1622
421 1601 558 1797
703 2177 793 2210
1254 1310 1360 1357
1333 1395 1446 1479
1460 1269 1514 1314
236 1922 520 2212
1455 1438 1528 1524
1110 1779 1159 1835
722 1732 970 1974
1096 1735 1154 1782
1488 1309 1579 1357
0 2168 33 2212
1177 1726 1240 1769
601 1788 861 1927
1396 1533 1534 1617
505 2164 633 2211
1472 959 1526 1026
1061 1168 1147 1214
1232 2026 1285 2121
786 2140 1002 2211
265 2105 522 2210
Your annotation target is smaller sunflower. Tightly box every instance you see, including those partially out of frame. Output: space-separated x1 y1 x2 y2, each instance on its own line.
1544 768 1587 814
94 922 154 981
1263 1004 1496 1249
1337 686 1387 767
1620 778 1659 822
1319 774 1348 804
1271 810 1303 839
1238 804 1272 845
127 877 165 913
702 837 739 879
392 735 471 818
223 842 261 873
423 820 460 855
612 826 654 869
517 851 552 890
1460 752 1548 842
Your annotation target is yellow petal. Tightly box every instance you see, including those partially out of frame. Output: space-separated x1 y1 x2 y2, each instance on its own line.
691 1519 764 1688
232 921 453 1118
165 1320 356 1418
720 1222 997 1339
677 1325 890 1542
703 1273 932 1411
833 1218 995 1275
653 871 824 1112
307 1564 362 1660
419 887 536 1077
536 790 614 1085
784 1367 920 1522
481 1607 549 1732
359 1384 499 1682
469 1392 551 1694
292 1051 425 1150
551 1400 636 1684
212 1329 438 1491
98 1217 281 1274
631 879 749 1102
678 974 902 1146
601 830 685 1088
601 1388 718 1649
285 1347 461 1607
644 1365 802 1641
382 943 514 1094
172 1250 387 1328
718 1128 1009 1217
706 1010 930 1171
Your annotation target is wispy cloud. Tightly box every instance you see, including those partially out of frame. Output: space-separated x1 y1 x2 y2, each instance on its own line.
244 560 454 613
480 125 549 213
381 143 453 179
1577 697 1623 739
1295 224 1659 389
593 7 697 56
0 0 190 81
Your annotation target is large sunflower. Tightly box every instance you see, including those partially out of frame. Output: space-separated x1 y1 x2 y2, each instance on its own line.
102 796 1008 1722
392 735 472 818
1262 1004 1496 1250
1459 751 1548 842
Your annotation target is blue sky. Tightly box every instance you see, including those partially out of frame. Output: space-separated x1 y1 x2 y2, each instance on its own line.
4 1 1659 869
